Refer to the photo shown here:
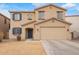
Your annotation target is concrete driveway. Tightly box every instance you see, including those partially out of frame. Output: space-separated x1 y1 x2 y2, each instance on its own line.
42 39 79 55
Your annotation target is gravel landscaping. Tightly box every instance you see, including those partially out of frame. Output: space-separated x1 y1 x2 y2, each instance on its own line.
0 40 46 55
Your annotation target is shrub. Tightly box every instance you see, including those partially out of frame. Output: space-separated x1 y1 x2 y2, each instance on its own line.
17 35 21 41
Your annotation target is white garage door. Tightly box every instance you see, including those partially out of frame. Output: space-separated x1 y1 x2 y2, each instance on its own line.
40 27 66 40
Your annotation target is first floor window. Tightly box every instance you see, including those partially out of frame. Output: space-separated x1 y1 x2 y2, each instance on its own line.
13 27 22 35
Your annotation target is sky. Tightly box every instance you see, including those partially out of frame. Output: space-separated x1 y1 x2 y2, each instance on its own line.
0 3 79 18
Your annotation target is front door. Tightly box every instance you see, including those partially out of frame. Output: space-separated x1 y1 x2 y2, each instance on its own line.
27 28 33 39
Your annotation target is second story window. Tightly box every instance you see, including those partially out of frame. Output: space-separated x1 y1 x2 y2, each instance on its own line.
57 11 63 20
28 14 32 20
12 13 22 21
38 11 45 20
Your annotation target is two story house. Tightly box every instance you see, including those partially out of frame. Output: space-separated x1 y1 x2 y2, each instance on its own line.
0 13 10 39
9 4 71 40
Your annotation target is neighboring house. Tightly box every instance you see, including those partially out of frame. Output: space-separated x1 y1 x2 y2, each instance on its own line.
9 4 71 40
66 15 79 39
0 13 10 39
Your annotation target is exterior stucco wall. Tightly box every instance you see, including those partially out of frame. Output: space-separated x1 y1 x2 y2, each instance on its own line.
21 13 35 25
9 20 21 39
66 24 72 40
0 14 10 39
0 31 4 39
9 12 35 39
21 23 35 40
34 19 71 40
35 5 66 22
0 14 10 32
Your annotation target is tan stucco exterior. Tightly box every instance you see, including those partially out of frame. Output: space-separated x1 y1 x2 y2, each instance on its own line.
35 5 66 21
0 13 10 39
34 19 71 40
9 4 71 40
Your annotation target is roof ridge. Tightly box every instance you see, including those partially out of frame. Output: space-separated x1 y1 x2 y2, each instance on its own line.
0 13 10 20
34 4 67 11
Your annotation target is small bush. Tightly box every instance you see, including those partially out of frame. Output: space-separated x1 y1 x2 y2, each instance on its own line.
0 39 2 42
17 35 21 41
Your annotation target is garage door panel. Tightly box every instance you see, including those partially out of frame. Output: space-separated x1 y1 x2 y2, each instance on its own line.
40 28 66 40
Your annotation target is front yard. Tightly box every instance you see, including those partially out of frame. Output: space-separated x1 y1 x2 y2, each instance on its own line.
0 40 46 55
1 39 79 55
